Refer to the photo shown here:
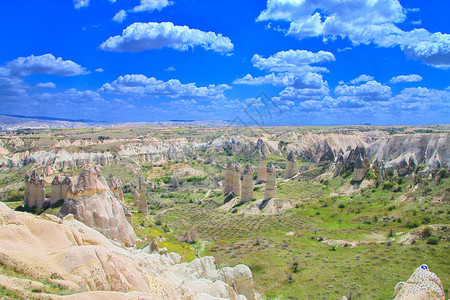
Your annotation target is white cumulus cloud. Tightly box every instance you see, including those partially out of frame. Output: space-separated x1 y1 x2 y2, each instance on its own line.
335 80 391 101
100 22 233 54
5 54 88 77
390 74 423 84
113 10 127 23
350 75 374 84
132 0 173 13
35 82 56 89
99 74 230 100
251 50 335 73
257 0 450 69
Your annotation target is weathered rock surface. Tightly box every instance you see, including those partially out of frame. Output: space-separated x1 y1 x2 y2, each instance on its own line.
393 265 445 299
284 151 299 179
58 165 137 247
241 163 254 203
0 202 261 299
224 161 234 193
24 170 46 208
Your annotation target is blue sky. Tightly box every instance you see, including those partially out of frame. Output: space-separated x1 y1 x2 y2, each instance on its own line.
0 0 449 125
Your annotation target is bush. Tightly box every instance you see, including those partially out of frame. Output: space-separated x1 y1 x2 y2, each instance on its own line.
426 237 439 245
181 229 198 244
382 181 395 190
407 220 420 229
338 204 346 209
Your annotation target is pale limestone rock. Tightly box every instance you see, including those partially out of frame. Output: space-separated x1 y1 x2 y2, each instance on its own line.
264 163 276 199
24 170 46 209
353 154 369 182
241 163 254 203
284 151 299 179
232 163 241 196
219 264 256 300
58 165 137 247
2 202 263 299
257 153 267 182
393 265 445 300
224 161 234 193
108 176 124 203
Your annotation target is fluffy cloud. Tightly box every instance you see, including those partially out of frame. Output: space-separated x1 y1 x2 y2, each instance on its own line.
165 66 176 71
132 0 173 13
279 86 330 101
402 31 450 69
350 75 374 84
0 67 28 98
234 72 327 89
335 80 391 101
100 22 233 54
5 54 88 77
74 0 89 9
95 68 104 73
257 0 450 68
36 88 105 104
113 10 127 23
99 74 230 100
393 87 450 111
113 0 172 23
35 82 56 89
390 74 423 84
251 50 335 73
234 50 333 91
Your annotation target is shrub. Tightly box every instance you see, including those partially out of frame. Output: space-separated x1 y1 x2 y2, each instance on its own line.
382 181 395 190
407 221 420 229
338 204 346 209
181 229 198 244
426 237 439 245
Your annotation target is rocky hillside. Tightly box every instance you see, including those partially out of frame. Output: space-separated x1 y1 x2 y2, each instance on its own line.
0 202 260 299
1 128 448 175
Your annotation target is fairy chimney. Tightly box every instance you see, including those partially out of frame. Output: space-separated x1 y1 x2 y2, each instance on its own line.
264 163 277 199
24 170 46 208
257 153 267 182
284 151 299 179
224 161 234 193
241 163 254 202
232 163 242 196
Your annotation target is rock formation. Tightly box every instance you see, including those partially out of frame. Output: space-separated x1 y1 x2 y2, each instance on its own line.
393 264 445 299
108 176 124 203
318 146 335 166
232 163 242 196
284 151 299 179
138 178 149 216
0 202 261 299
264 163 276 199
50 175 71 205
224 161 234 193
333 152 344 178
132 190 139 207
257 153 267 182
58 164 137 247
353 154 370 182
241 163 254 202
24 170 46 209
